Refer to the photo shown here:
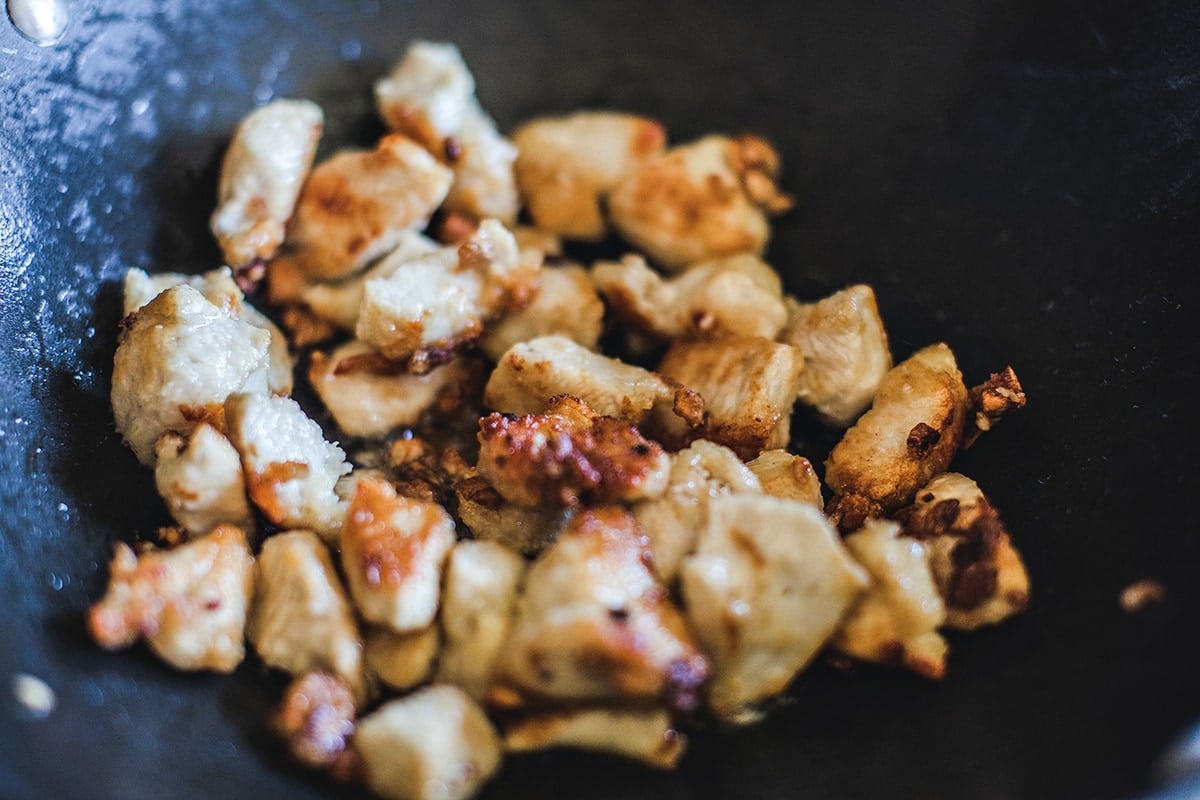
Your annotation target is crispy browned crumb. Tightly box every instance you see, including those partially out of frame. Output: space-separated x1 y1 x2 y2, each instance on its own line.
963 366 1027 448
1119 579 1165 613
273 670 359 779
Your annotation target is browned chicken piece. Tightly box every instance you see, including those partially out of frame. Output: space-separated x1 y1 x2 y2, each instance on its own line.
287 134 453 281
154 424 256 537
832 520 948 679
679 495 868 722
824 343 969 533
896 472 1031 629
503 707 686 769
654 334 805 459
746 449 823 508
477 395 671 508
363 625 440 692
273 670 358 778
780 284 892 428
495 507 708 711
444 106 520 225
963 366 1028 448
479 265 605 361
385 441 478 509
608 134 792 271
355 684 502 800
340 478 456 633
513 111 667 240
455 475 571 555
592 253 788 340
88 525 254 673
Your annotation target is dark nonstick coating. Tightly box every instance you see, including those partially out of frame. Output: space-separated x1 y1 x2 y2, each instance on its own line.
3 1 1200 798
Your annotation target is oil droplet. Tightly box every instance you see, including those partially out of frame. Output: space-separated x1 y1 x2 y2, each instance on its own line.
7 0 68 45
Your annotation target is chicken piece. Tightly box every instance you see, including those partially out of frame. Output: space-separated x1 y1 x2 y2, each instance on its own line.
112 285 271 466
340 478 456 634
511 225 563 257
224 393 351 542
153 424 255 537
375 41 477 153
824 343 969 532
655 334 804 459
273 670 357 777
746 449 823 508
496 508 707 710
455 475 571 555
504 707 685 769
477 395 670 508
608 134 792 271
384 441 478 508
287 134 453 280
592 253 788 340
354 685 502 800
512 111 666 240
210 99 323 268
443 105 520 225
963 366 1028 448
832 520 948 679
479 264 604 361
897 472 1031 629
780 284 892 428
364 625 440 692
679 494 868 721
249 530 365 702
87 525 254 673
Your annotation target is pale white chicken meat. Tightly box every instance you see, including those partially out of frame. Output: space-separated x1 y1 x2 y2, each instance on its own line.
364 625 440 692
479 263 604 361
153 424 255 537
746 449 823 508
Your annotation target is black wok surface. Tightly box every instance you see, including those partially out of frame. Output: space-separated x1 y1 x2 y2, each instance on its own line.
3 1 1200 798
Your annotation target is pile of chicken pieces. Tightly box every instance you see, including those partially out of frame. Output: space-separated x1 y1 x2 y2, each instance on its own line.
93 41 1030 800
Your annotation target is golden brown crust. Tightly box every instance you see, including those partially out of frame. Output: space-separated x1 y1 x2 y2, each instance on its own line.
343 479 450 590
273 670 359 779
963 366 1027 448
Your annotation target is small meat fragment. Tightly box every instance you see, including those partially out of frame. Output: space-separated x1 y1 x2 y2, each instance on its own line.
897 472 1031 629
210 99 324 268
341 478 456 633
436 540 527 700
479 264 604 361
354 685 502 800
504 707 685 769
455 475 570 555
154 424 256 537
496 508 708 710
608 134 792 271
825 343 969 533
477 395 670 508
364 625 440 692
249 530 365 701
1119 579 1165 613
88 525 254 673
273 670 357 777
746 449 823 508
963 366 1027 448
832 520 948 679
112 285 271 466
224 393 351 543
513 111 666 240
780 284 892 428
592 253 788 340
679 495 868 721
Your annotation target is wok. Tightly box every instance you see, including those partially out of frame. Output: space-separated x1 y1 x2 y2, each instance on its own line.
2 1 1199 798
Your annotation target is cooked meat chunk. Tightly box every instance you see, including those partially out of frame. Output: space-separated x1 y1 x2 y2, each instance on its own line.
496 508 708 710
780 284 892 428
112 285 271 466
608 134 792 271
824 343 969 532
354 685 502 800
364 625 440 692
455 475 571 555
964 366 1027 448
436 540 527 700
746 449 823 508
679 494 868 721
479 265 604 361
210 99 323 268
153 424 255 537
897 472 1031 629
477 395 670 508
88 525 254 673
273 670 357 776
443 105 520 225
832 520 948 679
249 530 365 702
340 478 456 633
513 111 666 240
504 707 685 769
224 393 351 542
592 253 787 340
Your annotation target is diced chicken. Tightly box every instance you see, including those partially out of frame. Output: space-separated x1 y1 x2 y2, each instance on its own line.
87 525 254 673
375 41 477 153
608 134 792 271
210 99 324 268
512 111 667 240
897 472 1031 630
354 685 502 800
248 530 365 701
112 285 271 466
479 265 604 361
824 343 969 532
964 366 1028 448
495 508 708 711
443 106 520 225
504 707 685 769
153 424 255 537
477 395 671 508
455 475 571 555
384 440 477 508
364 625 440 692
272 670 358 777
832 520 948 679
780 284 892 428
592 253 787 340
224 393 351 542
679 494 868 721
746 449 823 508
511 225 563 257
